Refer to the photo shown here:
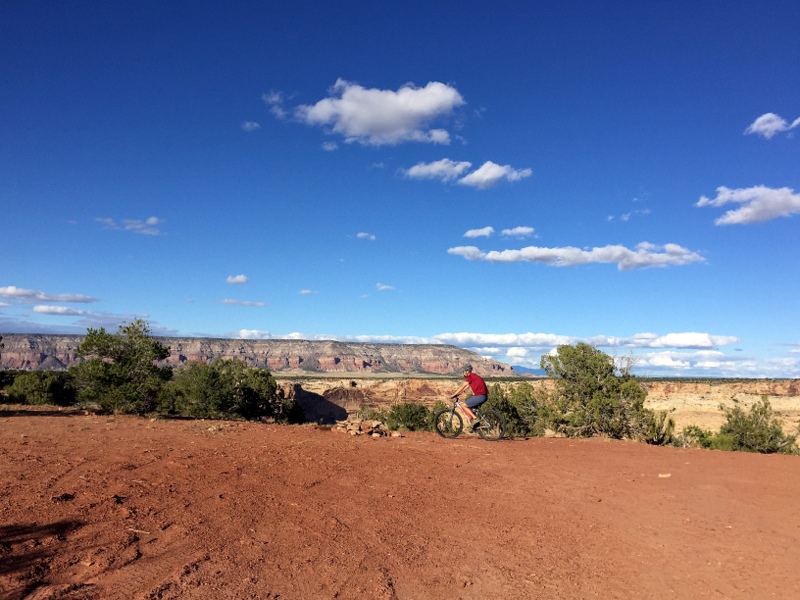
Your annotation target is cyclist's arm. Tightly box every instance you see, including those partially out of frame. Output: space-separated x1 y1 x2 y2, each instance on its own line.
452 381 470 397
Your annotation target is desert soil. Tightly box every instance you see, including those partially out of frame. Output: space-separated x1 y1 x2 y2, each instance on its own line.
1 405 799 600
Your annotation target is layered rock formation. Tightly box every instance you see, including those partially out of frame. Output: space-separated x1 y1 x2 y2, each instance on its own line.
0 334 513 376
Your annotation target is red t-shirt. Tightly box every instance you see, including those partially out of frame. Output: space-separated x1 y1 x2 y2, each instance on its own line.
465 372 488 396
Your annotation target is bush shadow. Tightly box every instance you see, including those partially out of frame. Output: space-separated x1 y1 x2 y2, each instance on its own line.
0 520 83 578
289 385 348 424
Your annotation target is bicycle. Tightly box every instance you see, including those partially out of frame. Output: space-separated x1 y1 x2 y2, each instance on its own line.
433 397 506 441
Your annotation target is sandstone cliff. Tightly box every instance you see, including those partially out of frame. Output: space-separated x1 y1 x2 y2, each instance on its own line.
0 334 513 376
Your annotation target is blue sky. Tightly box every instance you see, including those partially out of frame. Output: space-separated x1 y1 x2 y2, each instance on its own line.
1 0 799 377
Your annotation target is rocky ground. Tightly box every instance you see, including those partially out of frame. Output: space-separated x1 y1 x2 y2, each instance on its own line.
1 405 799 600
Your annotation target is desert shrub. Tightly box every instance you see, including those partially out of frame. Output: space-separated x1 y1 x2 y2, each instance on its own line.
430 399 449 415
357 405 390 423
0 370 24 391
386 402 431 431
163 360 301 422
485 383 530 437
69 320 172 414
672 424 715 449
638 408 676 445
717 397 797 454
532 343 672 442
5 371 76 406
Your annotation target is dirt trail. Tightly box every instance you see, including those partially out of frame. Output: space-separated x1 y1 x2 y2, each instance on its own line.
1 406 799 599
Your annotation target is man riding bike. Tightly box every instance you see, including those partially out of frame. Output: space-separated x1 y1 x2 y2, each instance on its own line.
451 364 488 428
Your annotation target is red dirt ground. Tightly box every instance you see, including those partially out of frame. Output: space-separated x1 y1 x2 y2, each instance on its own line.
1 406 799 600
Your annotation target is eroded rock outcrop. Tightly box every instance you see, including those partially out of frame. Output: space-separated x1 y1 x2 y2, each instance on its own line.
0 334 513 376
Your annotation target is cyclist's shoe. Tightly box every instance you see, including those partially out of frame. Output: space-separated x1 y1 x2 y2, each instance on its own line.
468 420 481 432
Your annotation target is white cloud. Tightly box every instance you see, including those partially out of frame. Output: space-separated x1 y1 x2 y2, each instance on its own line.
501 226 534 237
222 299 266 307
376 283 395 291
241 121 261 132
697 186 800 225
447 242 704 270
457 161 532 189
226 274 249 284
262 91 283 105
430 331 737 350
404 158 472 181
33 306 88 316
620 209 650 222
464 226 494 238
295 79 465 146
262 90 287 119
97 216 163 236
299 289 315 295
357 232 376 241
505 347 530 358
238 329 273 339
744 112 800 139
281 332 431 344
322 141 338 151
0 286 99 303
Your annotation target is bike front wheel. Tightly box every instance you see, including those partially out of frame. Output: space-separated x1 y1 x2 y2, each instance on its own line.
433 409 463 438
475 409 505 441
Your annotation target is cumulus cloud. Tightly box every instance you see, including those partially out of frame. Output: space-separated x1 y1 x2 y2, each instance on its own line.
295 79 465 146
241 121 261 132
404 158 472 181
0 286 99 303
376 283 395 291
429 331 735 350
299 289 316 295
238 329 272 339
464 226 494 238
222 299 266 307
447 242 704 270
226 274 249 284
501 226 534 237
96 216 163 236
696 186 800 225
357 232 376 241
744 112 800 139
457 161 532 189
322 141 338 151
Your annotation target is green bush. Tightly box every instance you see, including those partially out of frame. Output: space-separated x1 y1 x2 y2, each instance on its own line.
386 402 431 431
5 371 76 406
162 359 303 422
69 320 172 414
524 343 673 443
672 424 715 449
717 397 797 454
0 370 24 391
485 383 531 437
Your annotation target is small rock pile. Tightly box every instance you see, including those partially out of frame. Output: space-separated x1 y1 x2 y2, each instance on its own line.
333 417 403 438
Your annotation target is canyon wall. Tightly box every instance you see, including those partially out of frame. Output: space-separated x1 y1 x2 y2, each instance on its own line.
0 334 512 377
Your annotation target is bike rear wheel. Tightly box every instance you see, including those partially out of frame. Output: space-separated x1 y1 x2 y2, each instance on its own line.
433 409 463 438
475 409 505 441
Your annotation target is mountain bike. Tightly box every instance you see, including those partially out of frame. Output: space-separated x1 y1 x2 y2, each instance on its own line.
433 397 505 441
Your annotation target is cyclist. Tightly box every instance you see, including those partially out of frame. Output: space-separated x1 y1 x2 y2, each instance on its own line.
451 364 488 427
